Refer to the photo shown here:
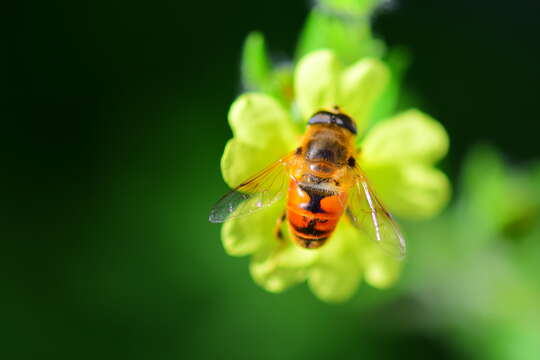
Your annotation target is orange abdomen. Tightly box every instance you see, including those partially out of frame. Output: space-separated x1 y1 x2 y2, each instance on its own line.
287 179 348 249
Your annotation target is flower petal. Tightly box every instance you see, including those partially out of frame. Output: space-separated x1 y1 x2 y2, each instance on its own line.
363 163 451 219
220 139 285 188
294 50 341 120
250 242 318 293
221 200 284 256
228 93 298 149
363 243 403 289
361 109 449 165
222 94 299 190
339 58 389 132
307 222 364 302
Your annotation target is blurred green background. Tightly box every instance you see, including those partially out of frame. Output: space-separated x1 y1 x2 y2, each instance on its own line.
8 0 540 359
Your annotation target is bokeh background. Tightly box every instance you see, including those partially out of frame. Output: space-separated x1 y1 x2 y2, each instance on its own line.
8 0 540 359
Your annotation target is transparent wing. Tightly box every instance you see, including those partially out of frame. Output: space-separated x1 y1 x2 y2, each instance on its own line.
346 166 406 259
208 153 295 223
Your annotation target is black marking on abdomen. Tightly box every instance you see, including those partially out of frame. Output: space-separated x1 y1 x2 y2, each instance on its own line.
298 185 328 214
292 219 330 237
295 234 329 248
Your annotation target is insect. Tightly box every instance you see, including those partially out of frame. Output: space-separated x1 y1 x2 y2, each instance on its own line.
209 107 405 258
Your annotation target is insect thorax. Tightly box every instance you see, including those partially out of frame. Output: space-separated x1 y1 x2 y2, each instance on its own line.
303 127 352 165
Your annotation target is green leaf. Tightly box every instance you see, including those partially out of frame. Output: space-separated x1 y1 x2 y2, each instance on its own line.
316 0 381 15
295 9 383 67
460 145 540 238
459 145 512 240
241 32 271 91
460 145 507 226
294 50 341 120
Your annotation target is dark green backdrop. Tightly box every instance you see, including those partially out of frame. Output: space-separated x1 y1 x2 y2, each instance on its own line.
7 0 540 359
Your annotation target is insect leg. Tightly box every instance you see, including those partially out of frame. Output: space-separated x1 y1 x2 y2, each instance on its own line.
274 211 287 242
267 211 291 272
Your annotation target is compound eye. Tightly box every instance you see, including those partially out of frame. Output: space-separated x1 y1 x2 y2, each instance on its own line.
308 112 332 126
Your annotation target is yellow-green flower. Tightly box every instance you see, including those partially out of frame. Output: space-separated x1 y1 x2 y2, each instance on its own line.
219 50 450 303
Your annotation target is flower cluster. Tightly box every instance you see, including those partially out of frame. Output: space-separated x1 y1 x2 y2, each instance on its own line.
218 49 449 302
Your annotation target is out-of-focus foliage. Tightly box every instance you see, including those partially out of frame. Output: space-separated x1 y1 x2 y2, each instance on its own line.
241 32 271 92
460 145 540 241
241 32 294 107
10 0 540 359
227 0 540 355
296 0 385 65
231 0 540 356
404 145 540 360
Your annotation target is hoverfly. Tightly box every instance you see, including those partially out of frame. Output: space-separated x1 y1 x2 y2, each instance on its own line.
209 107 405 258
